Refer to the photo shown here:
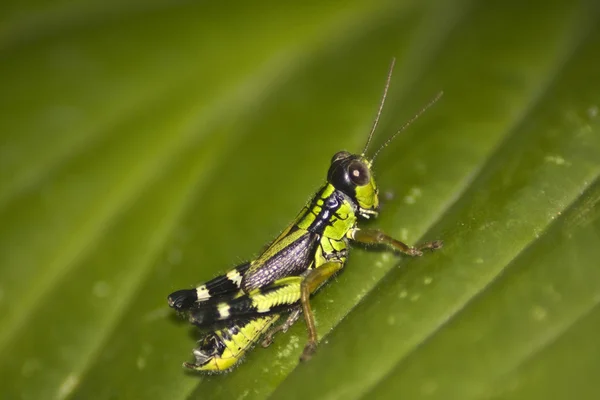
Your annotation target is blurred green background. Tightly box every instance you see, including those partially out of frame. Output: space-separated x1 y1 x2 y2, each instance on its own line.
1 0 600 399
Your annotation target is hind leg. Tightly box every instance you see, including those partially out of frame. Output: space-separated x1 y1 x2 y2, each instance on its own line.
261 307 302 347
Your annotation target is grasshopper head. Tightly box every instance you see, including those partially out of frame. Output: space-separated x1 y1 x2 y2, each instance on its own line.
327 151 379 219
324 60 442 220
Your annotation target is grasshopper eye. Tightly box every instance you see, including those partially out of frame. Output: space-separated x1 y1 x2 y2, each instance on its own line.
348 161 370 186
331 151 351 164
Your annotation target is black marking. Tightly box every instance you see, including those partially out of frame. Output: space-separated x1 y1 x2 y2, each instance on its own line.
168 289 197 311
189 306 221 327
220 328 232 342
229 324 240 336
205 262 250 297
228 296 259 316
333 210 350 220
306 186 329 213
324 195 339 209
168 262 250 311
307 191 343 234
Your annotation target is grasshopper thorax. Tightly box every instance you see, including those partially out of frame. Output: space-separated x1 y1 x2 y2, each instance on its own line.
327 151 379 219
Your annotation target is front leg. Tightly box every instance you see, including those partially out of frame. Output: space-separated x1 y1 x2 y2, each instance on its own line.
350 228 442 256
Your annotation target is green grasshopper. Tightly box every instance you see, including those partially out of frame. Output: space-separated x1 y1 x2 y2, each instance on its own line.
167 59 443 372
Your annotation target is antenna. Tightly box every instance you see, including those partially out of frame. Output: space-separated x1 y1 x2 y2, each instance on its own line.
362 58 396 156
370 91 443 162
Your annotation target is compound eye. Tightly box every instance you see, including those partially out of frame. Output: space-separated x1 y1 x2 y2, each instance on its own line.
331 151 351 164
348 160 370 186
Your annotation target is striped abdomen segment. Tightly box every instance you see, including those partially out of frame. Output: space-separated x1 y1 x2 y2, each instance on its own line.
185 315 280 371
189 278 302 326
167 262 250 311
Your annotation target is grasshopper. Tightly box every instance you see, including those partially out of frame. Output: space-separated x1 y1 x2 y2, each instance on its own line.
167 59 443 372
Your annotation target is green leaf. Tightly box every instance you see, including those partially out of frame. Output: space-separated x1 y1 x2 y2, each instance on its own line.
1 0 599 399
